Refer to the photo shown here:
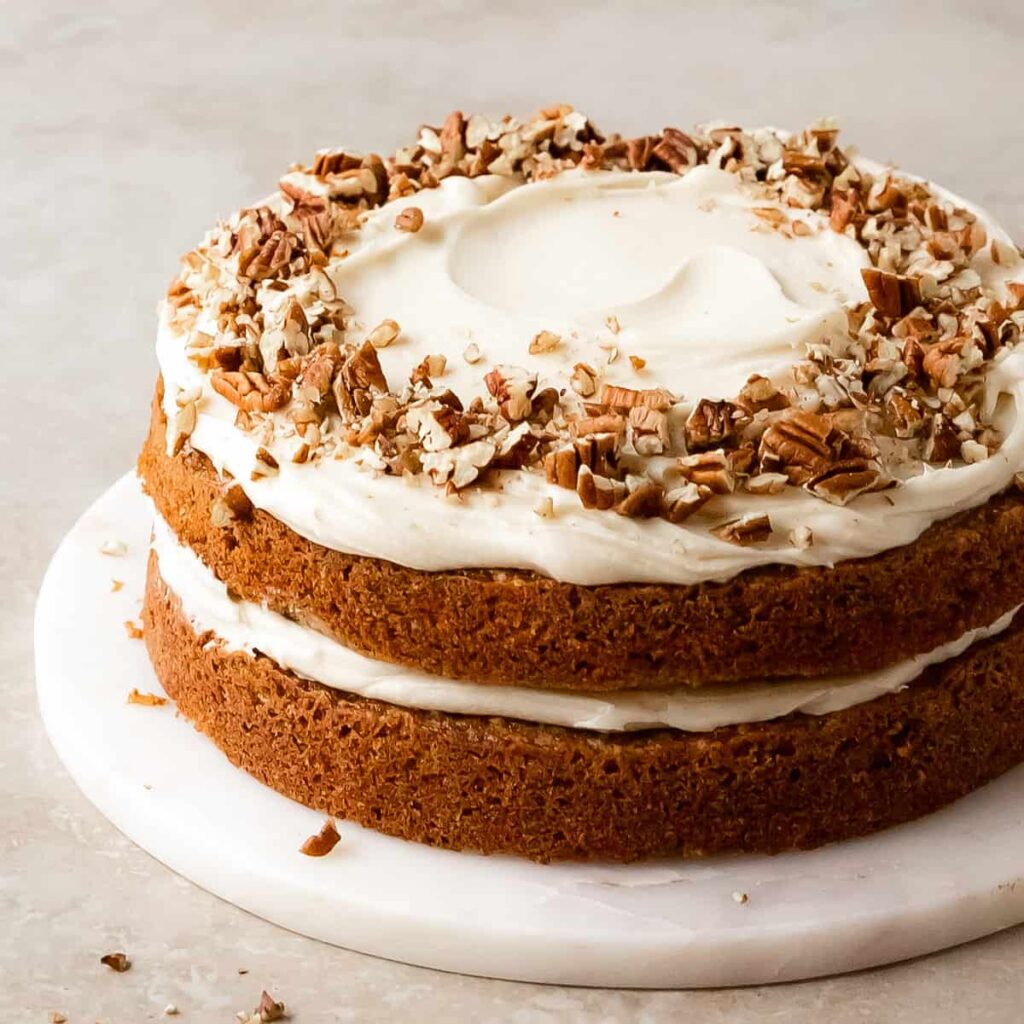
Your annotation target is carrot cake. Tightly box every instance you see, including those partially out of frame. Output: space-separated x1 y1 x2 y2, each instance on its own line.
139 107 1024 861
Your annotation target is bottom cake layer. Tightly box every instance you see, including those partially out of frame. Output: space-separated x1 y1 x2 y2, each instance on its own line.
143 553 1024 862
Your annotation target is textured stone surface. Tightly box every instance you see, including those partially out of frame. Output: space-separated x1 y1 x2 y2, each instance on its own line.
5 0 1024 1019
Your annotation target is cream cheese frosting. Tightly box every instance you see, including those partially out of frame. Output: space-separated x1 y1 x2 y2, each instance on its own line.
156 161 1024 586
151 511 1019 733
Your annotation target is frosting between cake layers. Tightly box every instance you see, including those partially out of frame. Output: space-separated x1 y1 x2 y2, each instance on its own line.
150 511 1020 733
156 164 1024 587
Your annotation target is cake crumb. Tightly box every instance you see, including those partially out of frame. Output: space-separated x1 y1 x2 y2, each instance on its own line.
49 1013 67 1023
629 355 646 372
124 619 145 640
100 539 127 557
163 1003 179 1016
732 891 749 904
300 819 341 857
111 579 125 592
128 688 168 707
100 951 131 972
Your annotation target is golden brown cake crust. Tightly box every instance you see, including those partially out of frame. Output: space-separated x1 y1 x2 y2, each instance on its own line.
144 552 1024 862
140 385 1024 691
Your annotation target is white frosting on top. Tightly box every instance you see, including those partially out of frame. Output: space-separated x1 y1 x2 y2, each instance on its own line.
338 166 868 401
156 164 1024 586
151 511 1019 733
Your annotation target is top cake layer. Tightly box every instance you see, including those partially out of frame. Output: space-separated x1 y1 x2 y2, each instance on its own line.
158 108 1024 585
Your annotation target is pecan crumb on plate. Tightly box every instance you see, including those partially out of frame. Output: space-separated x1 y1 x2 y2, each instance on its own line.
300 819 341 857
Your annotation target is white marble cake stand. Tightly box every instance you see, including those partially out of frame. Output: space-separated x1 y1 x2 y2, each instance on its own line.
34 472 1024 988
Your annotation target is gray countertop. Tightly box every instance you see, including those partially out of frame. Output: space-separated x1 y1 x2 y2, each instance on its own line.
5 1 1024 1019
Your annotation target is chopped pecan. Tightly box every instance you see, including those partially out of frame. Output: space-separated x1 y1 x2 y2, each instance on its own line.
783 151 827 177
829 192 860 232
251 447 279 480
922 338 964 388
234 205 285 256
866 176 904 213
213 344 242 371
256 990 287 1022
406 400 469 451
737 374 790 413
296 342 343 403
924 414 961 463
759 410 838 484
901 337 926 379
334 341 388 418
806 458 882 505
677 450 735 494
885 391 926 438
239 228 300 282
617 481 665 518
367 318 400 349
600 384 673 411
421 439 496 489
100 953 131 973
576 464 626 510
325 165 380 200
961 439 989 464
861 268 920 318
167 398 197 456
728 443 756 477
628 406 670 455
410 353 447 387
745 472 788 495
685 399 747 451
573 413 626 438
545 447 579 489
216 480 256 524
529 330 561 354
300 819 341 857
534 496 555 518
663 481 712 523
624 136 656 170
711 513 772 546
166 277 194 310
651 128 702 171
310 148 361 176
570 362 599 397
493 421 539 468
545 433 619 489
361 153 390 200
485 365 537 420
211 371 291 413
436 110 466 178
280 178 327 218
395 206 424 233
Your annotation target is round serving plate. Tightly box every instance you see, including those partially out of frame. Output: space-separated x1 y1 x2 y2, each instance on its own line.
34 472 1024 988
